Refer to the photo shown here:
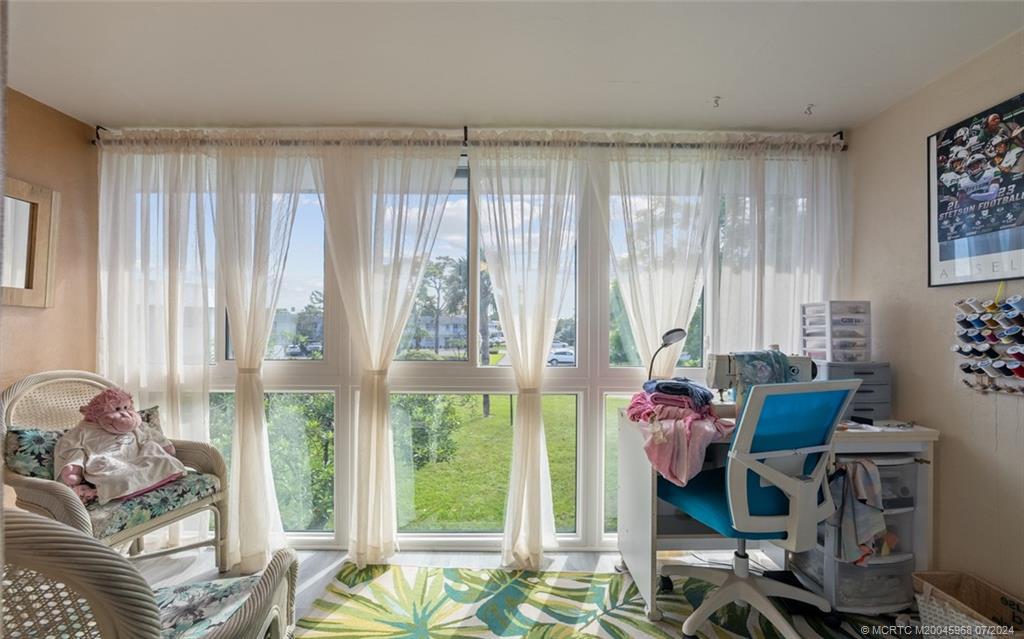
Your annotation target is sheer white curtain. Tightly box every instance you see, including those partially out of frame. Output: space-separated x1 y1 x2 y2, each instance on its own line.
707 136 848 353
312 130 461 568
470 131 582 569
590 136 715 378
97 147 212 545
212 143 306 573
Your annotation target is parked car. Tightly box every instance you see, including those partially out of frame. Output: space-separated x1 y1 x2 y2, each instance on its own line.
285 344 303 357
307 341 323 353
551 341 570 349
547 348 576 366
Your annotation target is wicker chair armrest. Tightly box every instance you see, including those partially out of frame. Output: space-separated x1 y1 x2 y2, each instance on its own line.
4 509 163 639
207 548 299 639
171 439 228 485
5 470 93 534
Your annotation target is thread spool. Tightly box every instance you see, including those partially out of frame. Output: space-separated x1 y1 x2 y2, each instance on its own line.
960 361 975 374
1009 345 1024 361
996 312 1015 328
955 312 974 329
981 313 1000 328
963 297 985 313
1007 295 1024 312
1005 326 1024 345
968 313 986 328
993 360 1015 377
983 299 1000 312
1007 310 1024 327
956 328 972 343
1010 361 1024 379
998 329 1015 345
1000 299 1016 312
979 359 999 377
967 328 984 342
974 343 993 358
955 299 975 313
982 329 999 343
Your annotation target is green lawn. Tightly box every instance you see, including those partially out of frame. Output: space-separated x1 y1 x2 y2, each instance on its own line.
604 395 629 533
395 394 578 533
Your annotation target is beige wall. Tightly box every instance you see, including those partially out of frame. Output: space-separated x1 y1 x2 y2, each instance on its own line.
0 89 98 389
850 32 1024 594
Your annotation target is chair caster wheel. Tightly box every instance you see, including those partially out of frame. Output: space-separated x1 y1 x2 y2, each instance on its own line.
823 612 843 630
658 575 674 593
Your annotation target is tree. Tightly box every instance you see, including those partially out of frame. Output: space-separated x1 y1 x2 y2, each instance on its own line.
554 318 576 346
609 280 640 367
209 391 335 531
479 264 496 416
445 257 469 319
392 394 461 469
421 258 451 354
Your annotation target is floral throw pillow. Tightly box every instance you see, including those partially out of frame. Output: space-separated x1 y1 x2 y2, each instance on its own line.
5 429 65 479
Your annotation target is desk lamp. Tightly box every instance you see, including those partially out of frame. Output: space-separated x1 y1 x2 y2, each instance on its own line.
647 328 687 381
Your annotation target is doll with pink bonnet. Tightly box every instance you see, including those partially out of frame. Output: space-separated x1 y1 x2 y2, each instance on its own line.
54 388 186 504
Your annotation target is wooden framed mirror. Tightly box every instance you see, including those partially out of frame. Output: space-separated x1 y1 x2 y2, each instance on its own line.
2 177 59 308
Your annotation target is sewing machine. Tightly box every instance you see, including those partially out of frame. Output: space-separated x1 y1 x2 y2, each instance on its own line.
706 352 815 400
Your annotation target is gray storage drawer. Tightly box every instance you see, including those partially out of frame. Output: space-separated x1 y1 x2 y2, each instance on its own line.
817 362 891 384
853 384 891 404
843 403 892 421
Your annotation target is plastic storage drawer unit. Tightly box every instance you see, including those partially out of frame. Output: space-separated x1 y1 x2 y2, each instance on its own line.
790 547 916 614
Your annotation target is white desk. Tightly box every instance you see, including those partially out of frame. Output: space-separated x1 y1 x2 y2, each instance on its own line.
616 410 938 620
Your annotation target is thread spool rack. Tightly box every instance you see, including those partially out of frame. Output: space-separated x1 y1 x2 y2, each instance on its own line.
954 295 1024 396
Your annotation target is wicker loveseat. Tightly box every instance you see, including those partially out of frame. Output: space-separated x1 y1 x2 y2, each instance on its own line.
3 509 297 638
1 370 229 571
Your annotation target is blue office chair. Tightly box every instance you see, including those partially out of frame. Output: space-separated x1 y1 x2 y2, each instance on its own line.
658 380 860 639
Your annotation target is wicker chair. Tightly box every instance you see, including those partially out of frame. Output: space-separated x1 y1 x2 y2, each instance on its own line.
3 509 297 638
1 370 229 572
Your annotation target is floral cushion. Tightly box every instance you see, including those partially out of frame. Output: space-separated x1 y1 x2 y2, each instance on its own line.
88 471 221 539
154 575 259 638
4 428 65 478
4 405 163 480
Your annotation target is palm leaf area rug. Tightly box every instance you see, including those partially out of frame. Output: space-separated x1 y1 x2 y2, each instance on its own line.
296 563 893 639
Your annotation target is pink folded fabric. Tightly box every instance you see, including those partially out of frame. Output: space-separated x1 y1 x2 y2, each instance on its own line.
649 392 697 410
627 388 736 485
640 412 736 487
627 392 655 422
651 404 690 421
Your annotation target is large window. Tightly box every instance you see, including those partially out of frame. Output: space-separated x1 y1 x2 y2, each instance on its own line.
210 391 335 532
392 393 577 534
206 155 710 549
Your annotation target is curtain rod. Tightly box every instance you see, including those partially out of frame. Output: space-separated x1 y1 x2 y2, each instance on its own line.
93 125 847 151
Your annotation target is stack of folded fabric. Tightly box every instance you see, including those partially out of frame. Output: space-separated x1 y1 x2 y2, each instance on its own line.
626 377 734 487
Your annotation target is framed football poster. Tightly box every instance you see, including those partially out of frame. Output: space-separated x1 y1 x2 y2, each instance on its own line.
928 91 1024 286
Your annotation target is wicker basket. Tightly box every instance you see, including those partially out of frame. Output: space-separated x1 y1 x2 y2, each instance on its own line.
914 572 1023 637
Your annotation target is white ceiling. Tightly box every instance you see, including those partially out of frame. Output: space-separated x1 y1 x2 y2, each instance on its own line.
9 1 1024 132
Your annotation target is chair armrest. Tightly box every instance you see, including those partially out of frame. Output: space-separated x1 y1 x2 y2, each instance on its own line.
208 548 299 639
5 470 93 534
5 509 163 639
171 439 228 486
